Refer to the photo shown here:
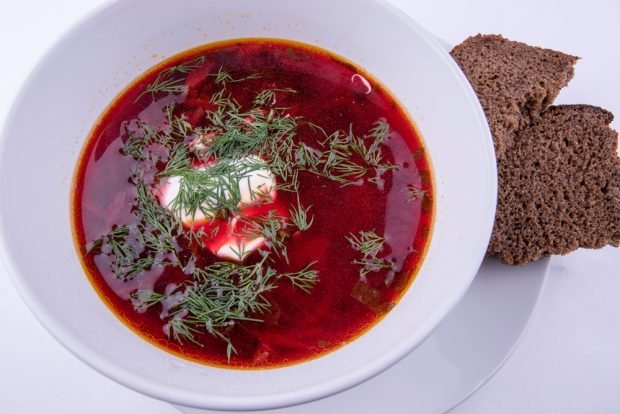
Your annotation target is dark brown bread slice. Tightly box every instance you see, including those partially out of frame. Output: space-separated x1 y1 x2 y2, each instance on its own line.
488 105 620 265
450 34 578 159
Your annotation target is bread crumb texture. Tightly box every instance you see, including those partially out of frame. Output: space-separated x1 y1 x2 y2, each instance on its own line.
451 35 619 265
450 34 578 159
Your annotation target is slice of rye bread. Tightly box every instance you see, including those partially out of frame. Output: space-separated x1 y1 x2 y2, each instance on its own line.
450 34 578 159
488 105 620 265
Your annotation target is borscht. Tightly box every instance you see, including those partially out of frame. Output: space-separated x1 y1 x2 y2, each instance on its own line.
72 39 434 368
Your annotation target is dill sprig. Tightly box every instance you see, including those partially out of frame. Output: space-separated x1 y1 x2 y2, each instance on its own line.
87 225 137 280
302 120 395 187
202 102 298 163
184 81 395 192
407 184 426 201
165 104 194 139
277 168 300 193
294 142 323 171
347 230 396 279
279 261 319 293
130 289 167 313
131 257 318 360
91 63 403 359
347 230 385 257
164 157 269 221
87 224 158 282
135 56 206 103
210 66 262 85
236 210 290 262
122 131 148 161
121 122 160 161
134 182 180 246
253 88 296 106
290 199 314 231
88 176 185 282
159 142 192 177
359 120 391 165
166 315 204 346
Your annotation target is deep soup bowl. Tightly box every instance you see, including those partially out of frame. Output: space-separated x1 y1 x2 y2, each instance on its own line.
0 0 495 410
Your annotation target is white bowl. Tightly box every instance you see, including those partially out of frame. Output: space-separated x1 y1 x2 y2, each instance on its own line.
0 0 495 410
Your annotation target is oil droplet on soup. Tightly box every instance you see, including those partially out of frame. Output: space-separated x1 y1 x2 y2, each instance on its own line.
73 39 434 368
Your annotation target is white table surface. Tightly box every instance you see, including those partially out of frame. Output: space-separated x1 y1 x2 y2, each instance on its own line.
1 0 619 413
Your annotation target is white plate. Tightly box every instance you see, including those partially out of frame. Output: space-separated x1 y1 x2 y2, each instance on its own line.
176 257 549 414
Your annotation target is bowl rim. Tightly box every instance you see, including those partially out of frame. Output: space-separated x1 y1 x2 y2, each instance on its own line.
0 0 496 410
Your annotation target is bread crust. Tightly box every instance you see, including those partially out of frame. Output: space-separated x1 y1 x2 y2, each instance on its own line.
451 34 578 159
488 105 620 264
452 35 619 265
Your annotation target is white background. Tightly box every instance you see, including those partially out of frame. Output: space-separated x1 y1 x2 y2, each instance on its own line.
1 0 619 413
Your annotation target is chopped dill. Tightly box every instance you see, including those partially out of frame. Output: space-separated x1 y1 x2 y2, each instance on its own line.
301 120 395 187
347 230 396 280
236 210 290 262
407 184 426 200
131 257 318 360
279 262 319 293
130 289 167 313
347 230 385 258
89 63 402 359
294 142 323 171
165 158 269 220
210 66 262 85
290 199 314 231
135 56 206 103
253 88 297 107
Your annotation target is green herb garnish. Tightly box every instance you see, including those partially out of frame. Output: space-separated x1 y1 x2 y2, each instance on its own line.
210 66 262 85
164 158 269 221
236 210 290 262
135 56 206 103
290 199 314 231
90 63 401 360
407 184 426 201
347 230 396 280
131 257 318 360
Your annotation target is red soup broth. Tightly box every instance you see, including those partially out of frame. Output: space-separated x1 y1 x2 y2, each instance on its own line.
72 39 434 369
